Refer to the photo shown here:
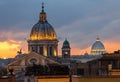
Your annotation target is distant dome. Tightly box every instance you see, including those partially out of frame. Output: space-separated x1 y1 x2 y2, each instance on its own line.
92 41 104 49
91 37 105 55
29 4 57 41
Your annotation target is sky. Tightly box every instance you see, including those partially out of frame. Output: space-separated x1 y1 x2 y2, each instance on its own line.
0 0 120 58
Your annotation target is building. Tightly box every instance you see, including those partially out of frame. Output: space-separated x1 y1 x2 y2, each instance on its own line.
6 4 107 75
74 50 120 77
28 3 58 57
98 50 120 76
62 39 71 58
6 4 63 81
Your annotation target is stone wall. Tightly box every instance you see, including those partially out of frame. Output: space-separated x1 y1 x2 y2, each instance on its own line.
72 76 120 82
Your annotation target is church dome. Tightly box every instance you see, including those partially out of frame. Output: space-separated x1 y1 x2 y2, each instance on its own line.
29 4 57 41
92 40 104 49
91 37 105 55
30 22 57 40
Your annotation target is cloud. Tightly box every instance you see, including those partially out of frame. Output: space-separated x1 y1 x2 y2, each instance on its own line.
0 40 27 58
0 41 20 58
99 19 120 41
0 30 28 41
56 4 120 54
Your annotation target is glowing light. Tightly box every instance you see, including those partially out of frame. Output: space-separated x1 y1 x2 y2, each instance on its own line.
44 46 47 56
3 57 7 59
30 33 57 40
0 41 19 50
30 36 56 40
54 48 57 56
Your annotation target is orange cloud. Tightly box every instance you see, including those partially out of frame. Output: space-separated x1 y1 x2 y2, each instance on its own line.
0 40 21 58
0 39 119 58
69 42 91 55
104 41 120 53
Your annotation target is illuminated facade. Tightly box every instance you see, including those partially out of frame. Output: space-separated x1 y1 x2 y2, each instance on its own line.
28 4 58 57
91 37 106 55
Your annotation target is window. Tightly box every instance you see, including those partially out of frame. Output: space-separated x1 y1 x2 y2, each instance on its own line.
40 47 43 55
49 47 53 56
77 68 84 76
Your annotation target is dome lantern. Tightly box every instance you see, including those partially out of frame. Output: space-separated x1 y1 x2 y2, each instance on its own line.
39 2 47 22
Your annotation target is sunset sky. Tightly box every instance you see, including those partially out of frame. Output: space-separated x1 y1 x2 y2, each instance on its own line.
0 0 120 58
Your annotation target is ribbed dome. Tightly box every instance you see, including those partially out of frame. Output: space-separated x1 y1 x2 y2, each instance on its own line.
92 41 105 49
29 4 57 41
30 22 57 40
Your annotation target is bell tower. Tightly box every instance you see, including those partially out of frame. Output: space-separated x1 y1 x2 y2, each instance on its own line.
62 39 71 58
